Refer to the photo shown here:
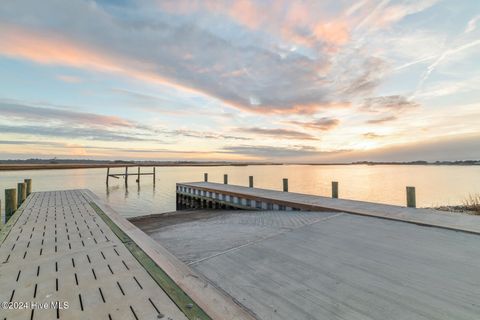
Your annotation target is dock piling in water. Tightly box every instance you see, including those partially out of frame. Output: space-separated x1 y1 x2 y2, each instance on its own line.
283 178 288 192
332 181 339 198
137 166 140 183
204 173 208 182
224 174 228 184
125 166 128 187
406 186 416 208
249 176 254 188
17 182 26 205
24 178 32 196
106 167 110 185
5 188 17 221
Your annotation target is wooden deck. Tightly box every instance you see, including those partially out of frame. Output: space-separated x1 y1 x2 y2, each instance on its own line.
0 190 253 320
177 182 480 234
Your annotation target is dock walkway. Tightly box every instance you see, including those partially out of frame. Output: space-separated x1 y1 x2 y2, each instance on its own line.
177 182 480 234
0 190 253 320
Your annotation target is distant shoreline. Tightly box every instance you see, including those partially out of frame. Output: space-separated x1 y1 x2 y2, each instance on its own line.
0 160 479 171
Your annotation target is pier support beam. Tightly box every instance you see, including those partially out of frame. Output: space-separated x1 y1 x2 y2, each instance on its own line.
5 188 17 222
17 182 26 205
283 178 288 192
332 181 339 199
153 167 156 185
224 174 228 184
24 179 32 196
204 173 208 182
249 176 254 188
406 186 416 208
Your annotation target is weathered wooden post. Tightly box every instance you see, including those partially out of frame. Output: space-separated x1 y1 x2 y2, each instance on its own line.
406 186 416 208
153 167 156 185
125 166 128 187
283 178 288 192
17 182 26 205
224 174 228 184
24 178 32 196
204 173 208 182
249 176 254 188
106 168 110 185
5 188 17 222
332 181 339 199
137 166 140 183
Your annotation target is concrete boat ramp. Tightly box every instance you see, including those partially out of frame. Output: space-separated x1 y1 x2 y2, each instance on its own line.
1 184 480 320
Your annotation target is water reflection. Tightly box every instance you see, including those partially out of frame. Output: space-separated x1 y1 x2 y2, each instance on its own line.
1 165 479 218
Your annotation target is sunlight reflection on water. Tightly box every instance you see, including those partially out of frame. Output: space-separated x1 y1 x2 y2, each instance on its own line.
1 165 479 218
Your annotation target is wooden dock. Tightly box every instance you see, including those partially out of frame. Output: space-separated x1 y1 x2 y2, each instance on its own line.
0 190 254 320
176 181 480 234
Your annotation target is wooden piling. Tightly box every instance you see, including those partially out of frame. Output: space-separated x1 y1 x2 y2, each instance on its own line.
406 186 416 208
24 179 32 196
125 166 128 187
224 174 228 184
5 188 17 222
17 182 26 205
137 166 140 183
106 168 110 185
249 176 254 188
204 173 208 182
283 178 288 192
332 181 339 199
153 167 156 185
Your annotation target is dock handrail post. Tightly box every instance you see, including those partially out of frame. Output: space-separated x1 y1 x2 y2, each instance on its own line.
137 166 140 183
17 182 26 205
283 178 288 192
24 178 32 196
125 166 128 187
224 174 228 184
406 186 416 208
249 176 253 188
5 188 17 222
106 167 110 185
332 181 339 198
204 173 208 182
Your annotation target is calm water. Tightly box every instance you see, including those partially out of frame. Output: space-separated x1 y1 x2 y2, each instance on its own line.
1 165 479 218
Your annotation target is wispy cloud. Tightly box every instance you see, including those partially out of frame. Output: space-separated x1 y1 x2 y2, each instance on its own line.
465 15 480 33
238 127 318 140
367 115 398 124
0 100 136 128
289 118 340 131
0 124 151 142
221 145 325 158
361 95 419 113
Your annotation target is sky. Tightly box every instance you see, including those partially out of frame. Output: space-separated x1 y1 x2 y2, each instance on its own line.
0 0 479 162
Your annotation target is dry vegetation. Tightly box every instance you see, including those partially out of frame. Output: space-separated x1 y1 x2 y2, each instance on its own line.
464 194 480 215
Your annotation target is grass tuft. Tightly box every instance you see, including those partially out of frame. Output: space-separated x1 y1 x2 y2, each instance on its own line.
463 194 480 215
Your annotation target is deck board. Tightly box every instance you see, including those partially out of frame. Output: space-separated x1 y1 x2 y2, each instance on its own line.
178 182 480 234
0 190 188 320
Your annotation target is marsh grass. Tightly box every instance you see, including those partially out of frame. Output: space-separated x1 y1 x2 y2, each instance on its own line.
463 194 480 215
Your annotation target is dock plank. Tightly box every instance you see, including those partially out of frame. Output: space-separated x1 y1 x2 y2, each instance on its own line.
0 190 188 320
177 182 480 234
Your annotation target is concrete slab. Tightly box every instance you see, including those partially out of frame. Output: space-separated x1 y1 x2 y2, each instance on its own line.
134 210 480 320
